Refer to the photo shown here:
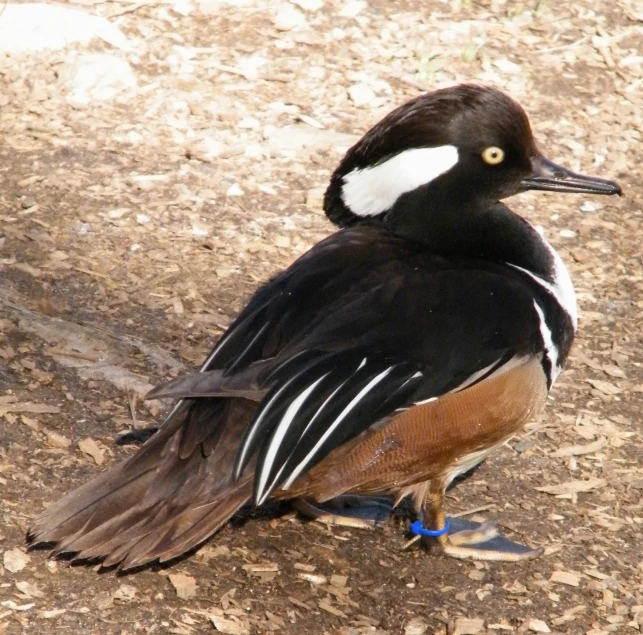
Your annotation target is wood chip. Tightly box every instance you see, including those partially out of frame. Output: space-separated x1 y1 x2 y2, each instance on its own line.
550 570 581 587
453 617 485 634
318 600 347 618
38 609 67 619
0 402 60 415
536 478 606 496
330 574 347 588
46 431 72 449
297 572 327 585
168 573 197 600
241 563 279 573
552 437 606 457
78 437 105 465
404 616 428 635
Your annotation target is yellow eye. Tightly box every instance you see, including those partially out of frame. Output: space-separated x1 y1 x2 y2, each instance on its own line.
482 146 505 165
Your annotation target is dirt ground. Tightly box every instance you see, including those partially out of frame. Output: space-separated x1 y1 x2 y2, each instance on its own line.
1 0 642 633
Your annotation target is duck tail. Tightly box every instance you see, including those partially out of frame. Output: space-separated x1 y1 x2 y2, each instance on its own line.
29 398 255 570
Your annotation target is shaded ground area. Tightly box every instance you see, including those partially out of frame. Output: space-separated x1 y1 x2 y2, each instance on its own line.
1 0 642 633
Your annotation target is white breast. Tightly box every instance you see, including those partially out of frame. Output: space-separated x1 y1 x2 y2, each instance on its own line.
509 230 577 329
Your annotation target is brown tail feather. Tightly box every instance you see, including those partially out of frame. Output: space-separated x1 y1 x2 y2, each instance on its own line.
29 398 256 568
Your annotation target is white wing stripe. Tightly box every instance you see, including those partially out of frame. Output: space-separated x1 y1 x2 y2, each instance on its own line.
234 380 294 480
255 374 328 503
533 300 560 383
282 366 394 489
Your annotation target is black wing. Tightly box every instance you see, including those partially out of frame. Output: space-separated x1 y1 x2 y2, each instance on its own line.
148 225 569 504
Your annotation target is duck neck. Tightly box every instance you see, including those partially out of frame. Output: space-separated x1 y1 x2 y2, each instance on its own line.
383 192 578 329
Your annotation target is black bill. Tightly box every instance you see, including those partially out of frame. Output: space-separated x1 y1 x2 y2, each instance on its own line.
521 156 622 196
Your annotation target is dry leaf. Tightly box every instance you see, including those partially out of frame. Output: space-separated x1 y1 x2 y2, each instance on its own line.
209 614 249 635
602 364 626 378
197 545 230 561
78 437 104 465
586 379 622 395
168 572 197 600
3 548 31 573
15 581 44 598
536 478 606 496
112 584 137 602
571 349 602 370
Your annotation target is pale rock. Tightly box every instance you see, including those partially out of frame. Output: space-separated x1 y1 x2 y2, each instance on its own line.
188 138 224 161
191 224 210 237
348 82 375 107
580 201 601 213
338 0 367 17
59 54 137 105
237 53 268 80
265 125 358 153
0 3 128 54
291 0 323 10
244 143 265 159
227 183 245 196
199 0 256 12
168 0 195 16
238 117 261 129
274 37 295 50
273 4 307 30
494 59 522 73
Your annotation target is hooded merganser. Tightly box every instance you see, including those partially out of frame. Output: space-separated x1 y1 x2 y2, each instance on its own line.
30 84 621 568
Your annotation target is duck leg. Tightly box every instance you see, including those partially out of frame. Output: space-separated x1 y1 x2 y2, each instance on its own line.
293 495 393 528
419 490 543 562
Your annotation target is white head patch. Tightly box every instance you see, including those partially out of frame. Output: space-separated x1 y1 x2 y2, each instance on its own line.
341 145 459 217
